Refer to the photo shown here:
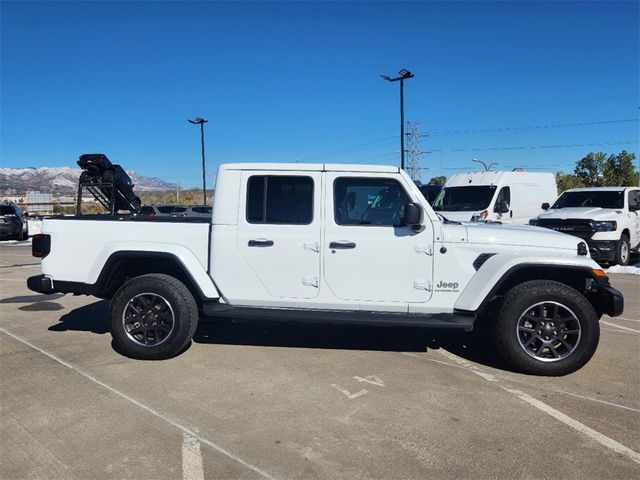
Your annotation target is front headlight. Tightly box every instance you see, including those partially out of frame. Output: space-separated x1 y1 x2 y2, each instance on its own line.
471 210 488 222
529 218 539 226
593 221 617 232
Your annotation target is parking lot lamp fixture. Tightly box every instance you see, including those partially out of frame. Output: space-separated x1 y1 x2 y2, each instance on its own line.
381 69 414 170
188 117 208 205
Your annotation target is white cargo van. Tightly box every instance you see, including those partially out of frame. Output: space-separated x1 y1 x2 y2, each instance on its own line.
432 171 557 224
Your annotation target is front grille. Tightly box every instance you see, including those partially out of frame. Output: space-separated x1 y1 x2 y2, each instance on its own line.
537 219 594 240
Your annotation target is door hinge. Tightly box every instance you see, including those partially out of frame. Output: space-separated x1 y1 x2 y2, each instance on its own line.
413 280 432 292
415 245 433 256
302 276 319 288
303 241 320 253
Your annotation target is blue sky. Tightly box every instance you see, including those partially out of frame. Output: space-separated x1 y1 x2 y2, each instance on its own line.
1 1 638 187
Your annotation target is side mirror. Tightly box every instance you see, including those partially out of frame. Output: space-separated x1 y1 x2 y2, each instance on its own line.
494 201 509 214
404 202 423 227
541 202 550 210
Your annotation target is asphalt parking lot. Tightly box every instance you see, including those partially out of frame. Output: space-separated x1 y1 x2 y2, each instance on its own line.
1 242 639 479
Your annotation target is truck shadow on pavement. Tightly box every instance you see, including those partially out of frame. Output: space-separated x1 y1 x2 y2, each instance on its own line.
48 300 110 334
47 301 515 372
193 318 516 373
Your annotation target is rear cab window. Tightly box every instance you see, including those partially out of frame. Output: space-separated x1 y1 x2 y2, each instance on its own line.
0 206 17 216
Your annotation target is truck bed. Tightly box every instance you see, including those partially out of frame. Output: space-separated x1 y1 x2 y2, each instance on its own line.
39 217 211 287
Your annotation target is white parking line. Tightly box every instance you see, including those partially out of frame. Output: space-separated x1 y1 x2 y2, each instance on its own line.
600 320 640 333
601 326 637 335
182 431 205 480
401 351 640 413
503 388 640 464
0 327 278 480
427 350 640 465
614 316 640 323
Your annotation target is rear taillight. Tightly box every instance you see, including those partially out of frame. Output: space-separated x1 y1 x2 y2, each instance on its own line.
32 234 51 258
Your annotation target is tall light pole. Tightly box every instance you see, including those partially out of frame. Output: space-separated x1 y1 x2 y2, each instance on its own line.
188 117 208 205
381 68 414 170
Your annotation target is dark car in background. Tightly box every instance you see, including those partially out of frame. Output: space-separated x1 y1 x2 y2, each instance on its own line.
138 205 178 217
170 205 212 218
0 204 28 240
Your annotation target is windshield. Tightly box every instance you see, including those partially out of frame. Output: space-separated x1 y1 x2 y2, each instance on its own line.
551 191 624 209
432 186 497 212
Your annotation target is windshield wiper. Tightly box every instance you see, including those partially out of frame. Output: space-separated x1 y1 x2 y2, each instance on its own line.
436 213 461 225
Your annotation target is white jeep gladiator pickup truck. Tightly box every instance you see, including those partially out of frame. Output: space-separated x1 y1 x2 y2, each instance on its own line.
28 163 623 375
531 187 640 266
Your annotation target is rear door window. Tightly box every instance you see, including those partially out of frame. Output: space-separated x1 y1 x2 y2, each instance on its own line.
246 176 314 224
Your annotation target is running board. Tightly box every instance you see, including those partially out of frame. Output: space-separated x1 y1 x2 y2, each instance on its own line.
201 303 475 331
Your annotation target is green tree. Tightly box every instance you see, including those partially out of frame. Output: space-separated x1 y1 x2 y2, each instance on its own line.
574 152 606 187
602 150 638 186
427 176 447 185
555 171 584 193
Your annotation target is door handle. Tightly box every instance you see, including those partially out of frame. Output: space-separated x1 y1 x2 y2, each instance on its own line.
248 239 274 247
329 241 356 249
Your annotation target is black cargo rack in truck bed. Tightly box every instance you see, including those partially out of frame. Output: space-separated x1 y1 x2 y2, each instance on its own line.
76 153 142 215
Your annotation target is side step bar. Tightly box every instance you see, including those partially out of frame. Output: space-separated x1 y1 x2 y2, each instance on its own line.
202 303 475 331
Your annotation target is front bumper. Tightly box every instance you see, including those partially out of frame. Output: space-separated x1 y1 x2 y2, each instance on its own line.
587 240 618 262
588 278 624 317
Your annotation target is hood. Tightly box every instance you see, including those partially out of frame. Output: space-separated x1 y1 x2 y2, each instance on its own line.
537 207 622 220
464 223 581 251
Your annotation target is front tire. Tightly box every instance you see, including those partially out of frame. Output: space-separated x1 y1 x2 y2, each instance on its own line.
109 273 199 359
614 234 630 266
494 280 599 376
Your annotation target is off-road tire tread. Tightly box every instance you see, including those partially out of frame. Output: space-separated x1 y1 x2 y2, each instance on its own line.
109 273 198 360
494 280 599 376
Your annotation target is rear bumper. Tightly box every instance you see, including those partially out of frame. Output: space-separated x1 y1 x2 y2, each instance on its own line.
27 274 96 296
27 274 55 294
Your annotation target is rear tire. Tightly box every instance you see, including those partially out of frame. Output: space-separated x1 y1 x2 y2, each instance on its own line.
614 234 630 266
109 273 199 360
494 280 599 376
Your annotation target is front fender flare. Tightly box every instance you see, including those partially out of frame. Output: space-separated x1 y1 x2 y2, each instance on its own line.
454 253 601 312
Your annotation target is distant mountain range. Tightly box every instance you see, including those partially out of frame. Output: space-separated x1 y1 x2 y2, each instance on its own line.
0 167 177 195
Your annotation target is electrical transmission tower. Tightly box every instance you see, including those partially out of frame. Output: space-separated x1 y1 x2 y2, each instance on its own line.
405 121 424 182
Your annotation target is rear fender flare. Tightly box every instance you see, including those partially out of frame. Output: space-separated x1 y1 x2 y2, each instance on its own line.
90 244 219 299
